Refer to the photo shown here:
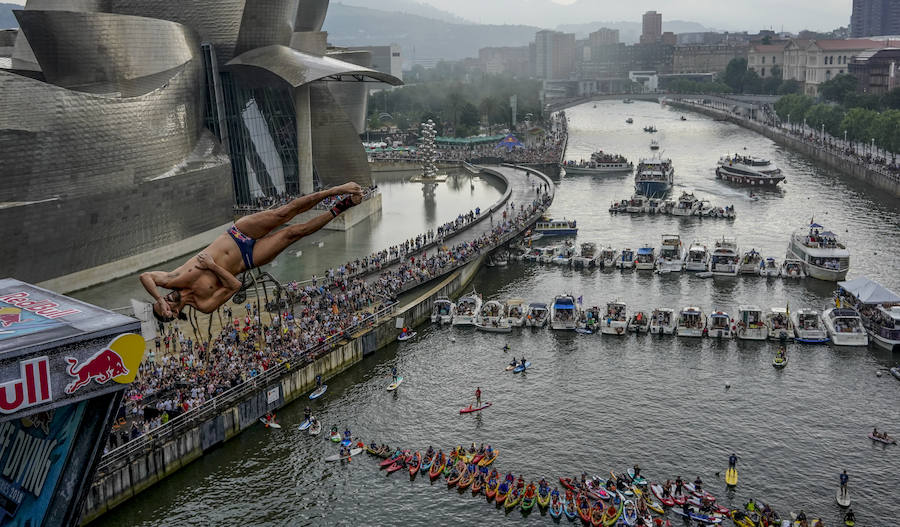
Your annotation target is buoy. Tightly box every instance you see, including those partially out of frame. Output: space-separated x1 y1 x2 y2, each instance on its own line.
450 337 456 342
876 370 883 377
725 384 731 390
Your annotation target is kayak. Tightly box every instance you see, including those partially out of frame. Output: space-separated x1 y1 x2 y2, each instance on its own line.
428 454 446 480
725 467 739 486
486 477 499 500
773 354 788 369
626 469 647 486
308 421 321 435
458 469 475 490
585 479 612 501
324 446 362 462
505 486 523 510
564 498 578 521
471 452 485 464
650 483 674 507
577 496 591 523
397 331 417 341
471 476 484 496
386 454 410 474
408 451 421 476
513 361 531 373
590 502 605 526
537 485 551 509
687 497 729 515
643 496 665 514
549 496 564 519
868 433 897 444
836 487 851 507
622 500 637 526
521 485 537 511
309 384 327 399
478 450 499 466
259 418 281 429
387 376 404 391
443 455 458 476
891 366 900 380
601 502 620 526
298 417 314 430
447 469 462 488
495 482 511 505
380 450 404 468
505 363 517 371
420 452 435 474
460 402 493 414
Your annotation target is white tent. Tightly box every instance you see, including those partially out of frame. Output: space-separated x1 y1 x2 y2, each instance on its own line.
838 277 900 305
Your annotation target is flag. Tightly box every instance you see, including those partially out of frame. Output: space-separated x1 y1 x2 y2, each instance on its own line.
577 296 583 305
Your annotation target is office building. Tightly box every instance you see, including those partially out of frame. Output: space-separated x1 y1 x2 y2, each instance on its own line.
641 11 662 44
673 43 748 74
535 30 576 80
589 28 619 46
851 0 900 38
849 48 900 94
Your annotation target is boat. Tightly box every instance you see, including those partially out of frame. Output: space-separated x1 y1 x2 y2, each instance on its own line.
656 234 684 272
387 376 404 391
649 308 676 335
765 307 793 341
431 296 455 324
504 486 523 510
781 258 806 278
716 153 785 186
759 257 780 277
684 241 709 272
476 300 511 333
504 298 527 327
736 306 767 340
601 300 628 335
309 384 327 400
478 450 498 466
408 451 422 476
792 308 829 343
534 216 578 236
672 191 700 217
539 246 560 264
551 243 576 266
647 197 666 214
537 485 551 509
634 156 674 197
624 98 634 104
836 488 851 507
626 117 634 124
867 432 897 444
822 307 868 346
572 242 598 268
642 125 656 132
616 248 635 269
428 453 446 480
452 290 483 326
627 311 650 333
397 331 416 341
773 348 788 369
522 247 542 263
324 446 362 462
563 151 634 175
526 302 549 327
739 249 763 275
551 295 579 331
634 245 656 270
649 139 660 150
580 305 601 333
549 495 564 519
622 500 637 525
521 484 537 512
786 222 850 281
709 236 740 276
677 307 704 337
650 483 674 507
837 277 900 351
625 194 649 214
706 311 733 338
259 418 281 429
599 246 618 268
308 420 321 435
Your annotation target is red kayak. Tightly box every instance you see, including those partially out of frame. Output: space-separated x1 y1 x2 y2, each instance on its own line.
386 453 410 474
408 451 421 477
471 452 485 464
559 476 579 492
379 450 404 468
460 402 492 414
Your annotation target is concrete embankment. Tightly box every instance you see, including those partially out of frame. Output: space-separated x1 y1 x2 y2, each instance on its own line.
670 101 900 199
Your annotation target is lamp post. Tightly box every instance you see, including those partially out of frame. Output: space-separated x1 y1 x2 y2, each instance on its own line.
871 138 875 157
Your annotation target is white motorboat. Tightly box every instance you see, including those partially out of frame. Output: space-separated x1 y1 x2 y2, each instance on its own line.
494 252 509 266
780 258 806 278
822 307 868 346
551 295 579 331
736 305 767 340
696 200 715 217
626 195 649 214
792 308 829 343
837 277 900 351
627 311 650 333
649 139 660 150
765 307 793 340
759 257 779 277
635 245 656 270
709 236 740 276
552 244 576 266
572 242 598 269
672 191 700 217
785 222 850 281
452 291 482 326
739 249 763 275
861 305 900 352
522 247 542 263
477 300 504 326
656 234 684 272
476 319 512 333
600 300 628 335
431 297 455 324
649 308 677 335
707 311 733 338
647 197 668 214
599 246 618 269
505 298 527 327
563 152 633 175
616 248 635 269
684 241 709 272
676 307 705 337
716 153 785 186
539 246 560 264
526 302 549 328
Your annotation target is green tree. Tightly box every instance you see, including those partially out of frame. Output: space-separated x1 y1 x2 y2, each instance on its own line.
479 96 498 131
722 57 748 93
844 92 882 110
459 102 480 128
774 93 814 123
882 87 900 110
818 74 858 105
742 69 762 94
445 90 465 131
840 107 878 142
777 79 803 95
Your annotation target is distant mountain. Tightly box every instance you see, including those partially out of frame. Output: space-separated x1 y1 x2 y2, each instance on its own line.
335 0 471 24
0 3 19 29
556 20 714 43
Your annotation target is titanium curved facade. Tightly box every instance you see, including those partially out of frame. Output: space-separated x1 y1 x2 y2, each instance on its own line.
295 0 329 32
234 0 298 56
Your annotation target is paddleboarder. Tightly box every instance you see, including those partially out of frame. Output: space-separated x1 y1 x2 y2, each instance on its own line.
844 509 855 524
475 387 482 406
315 374 323 390
729 453 738 469
304 406 311 421
839 470 849 497
391 366 398 384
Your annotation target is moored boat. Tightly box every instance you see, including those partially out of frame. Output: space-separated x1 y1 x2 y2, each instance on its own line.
634 245 656 271
765 307 793 341
706 311 733 338
649 308 676 335
526 302 550 327
628 311 650 333
452 290 482 326
792 308 829 343
599 246 618 268
677 307 705 337
634 156 674 197
601 300 628 335
534 216 578 236
822 307 868 346
837 276 900 351
736 305 767 340
786 222 850 281
672 191 701 217
684 240 709 272
431 296 455 324
551 295 579 330
739 249 763 275
476 300 504 327
709 236 740 276
626 194 649 214
572 242 599 268
505 298 527 327
657 234 684 272
616 248 635 269
781 258 806 278
759 257 779 277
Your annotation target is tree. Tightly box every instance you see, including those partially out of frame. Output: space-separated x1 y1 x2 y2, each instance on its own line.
722 57 749 93
882 87 900 110
445 90 465 131
742 69 762 94
777 79 803 95
774 93 814 123
459 102 480 128
479 96 498 131
840 107 877 142
819 74 858 105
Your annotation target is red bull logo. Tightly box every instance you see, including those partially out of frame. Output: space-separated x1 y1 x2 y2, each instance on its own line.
0 307 21 328
64 334 144 395
0 357 51 415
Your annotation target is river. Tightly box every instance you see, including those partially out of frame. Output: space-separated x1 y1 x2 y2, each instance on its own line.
95 101 900 526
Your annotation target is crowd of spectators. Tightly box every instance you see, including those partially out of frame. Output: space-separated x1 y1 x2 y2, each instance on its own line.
233 186 380 216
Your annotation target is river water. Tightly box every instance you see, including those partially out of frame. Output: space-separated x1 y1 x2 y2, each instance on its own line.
96 101 900 526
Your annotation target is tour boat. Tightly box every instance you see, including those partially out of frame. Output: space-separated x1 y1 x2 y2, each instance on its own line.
791 308 829 343
526 302 549 328
534 217 578 237
716 154 785 186
676 307 705 337
706 311 733 339
627 311 650 333
736 305 767 340
649 308 677 335
599 246 618 269
505 298 527 328
656 234 684 272
765 307 793 341
822 307 868 346
780 258 806 278
649 139 660 150
616 248 635 270
758 257 779 277
739 249 763 275
634 156 674 197
477 300 504 327
626 195 649 214
539 246 560 264
837 277 900 351
684 241 710 272
572 242 598 269
563 152 633 175
431 297 455 324
551 295 579 331
672 191 700 217
709 237 740 276
635 245 656 271
863 306 900 352
452 291 483 326
785 222 850 281
600 300 628 335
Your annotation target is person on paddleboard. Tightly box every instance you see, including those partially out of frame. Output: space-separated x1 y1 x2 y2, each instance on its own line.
475 387 482 405
729 453 738 469
844 509 855 523
840 470 849 495
315 375 323 389
343 427 351 439
509 357 517 368
520 356 527 368
391 367 398 383
304 407 311 421
674 476 684 495
265 412 275 424
693 476 703 491
633 464 641 478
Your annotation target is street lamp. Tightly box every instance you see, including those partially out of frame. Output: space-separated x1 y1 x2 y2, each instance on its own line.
788 113 791 132
871 138 876 157
821 123 825 142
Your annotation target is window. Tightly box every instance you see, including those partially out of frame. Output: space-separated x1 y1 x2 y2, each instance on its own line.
773 56 777 64
762 56 766 64
762 68 766 77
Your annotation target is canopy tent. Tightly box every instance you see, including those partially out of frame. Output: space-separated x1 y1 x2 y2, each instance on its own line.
838 277 900 305
434 134 506 146
496 134 524 151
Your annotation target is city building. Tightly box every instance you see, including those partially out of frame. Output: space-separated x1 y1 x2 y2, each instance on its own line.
661 32 677 46
629 70 659 92
0 0 401 290
849 48 900 94
478 46 531 76
851 0 900 38
632 42 675 74
589 28 619 46
673 43 748 74
677 32 727 45
748 42 788 78
784 39 886 95
640 11 662 44
576 42 632 79
349 44 402 81
535 30 576 80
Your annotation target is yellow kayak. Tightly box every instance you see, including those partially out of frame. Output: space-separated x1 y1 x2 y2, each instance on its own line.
478 450 499 466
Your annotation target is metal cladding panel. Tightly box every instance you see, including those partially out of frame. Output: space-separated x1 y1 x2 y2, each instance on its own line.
10 0 112 70
326 49 370 134
309 83 372 187
295 0 329 32
15 10 197 89
234 0 299 56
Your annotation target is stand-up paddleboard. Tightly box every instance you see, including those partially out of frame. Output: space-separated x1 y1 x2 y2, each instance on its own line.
505 363 517 371
298 417 314 431
725 468 738 486
325 447 363 462
341 437 352 447
513 361 531 373
259 418 281 429
387 376 404 391
575 328 593 335
836 488 851 507
309 384 327 400
308 421 322 435
397 331 417 342
460 402 492 414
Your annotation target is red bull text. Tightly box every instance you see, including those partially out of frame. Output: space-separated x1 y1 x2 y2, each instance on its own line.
0 292 80 320
0 358 51 414
64 349 130 395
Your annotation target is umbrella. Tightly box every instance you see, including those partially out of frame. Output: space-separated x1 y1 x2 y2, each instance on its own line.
809 222 823 228
819 231 837 237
